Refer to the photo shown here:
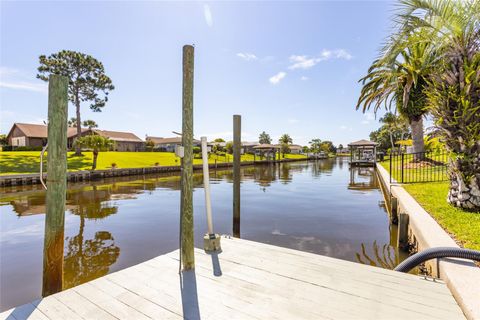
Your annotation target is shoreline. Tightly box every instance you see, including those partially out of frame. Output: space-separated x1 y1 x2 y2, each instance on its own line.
0 157 324 187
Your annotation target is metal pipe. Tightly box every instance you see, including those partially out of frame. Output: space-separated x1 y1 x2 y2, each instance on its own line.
201 137 214 235
394 247 480 273
40 143 48 190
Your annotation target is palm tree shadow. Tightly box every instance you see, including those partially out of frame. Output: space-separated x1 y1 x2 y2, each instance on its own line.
179 270 200 320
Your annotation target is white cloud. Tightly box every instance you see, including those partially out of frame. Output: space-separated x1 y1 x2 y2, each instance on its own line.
236 52 258 61
203 4 213 27
0 66 47 93
361 112 375 125
288 49 353 70
300 76 309 81
269 72 286 85
339 125 353 131
0 81 47 93
288 55 319 70
287 118 299 124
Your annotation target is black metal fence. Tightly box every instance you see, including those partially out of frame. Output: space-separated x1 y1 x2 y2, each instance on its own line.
388 151 449 183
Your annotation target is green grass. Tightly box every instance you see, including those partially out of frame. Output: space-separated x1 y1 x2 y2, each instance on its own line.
0 151 307 175
403 182 480 251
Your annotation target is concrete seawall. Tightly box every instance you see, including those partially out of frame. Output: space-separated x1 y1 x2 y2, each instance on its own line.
0 158 312 187
376 163 480 320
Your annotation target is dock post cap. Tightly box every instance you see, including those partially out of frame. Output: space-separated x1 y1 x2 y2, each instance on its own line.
203 233 222 252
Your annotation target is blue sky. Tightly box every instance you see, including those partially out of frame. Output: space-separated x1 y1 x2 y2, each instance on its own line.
0 1 393 146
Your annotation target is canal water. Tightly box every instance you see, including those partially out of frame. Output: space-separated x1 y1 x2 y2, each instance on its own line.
0 158 406 311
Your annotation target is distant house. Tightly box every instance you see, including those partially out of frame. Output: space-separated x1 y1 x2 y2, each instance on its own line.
6 123 83 147
73 129 144 152
241 141 259 154
146 136 201 152
273 144 303 154
288 144 303 154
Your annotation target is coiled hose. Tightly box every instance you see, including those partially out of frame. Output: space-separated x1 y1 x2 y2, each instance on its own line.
394 247 480 273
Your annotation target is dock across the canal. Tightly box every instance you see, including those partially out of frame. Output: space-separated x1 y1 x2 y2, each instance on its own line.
0 237 465 320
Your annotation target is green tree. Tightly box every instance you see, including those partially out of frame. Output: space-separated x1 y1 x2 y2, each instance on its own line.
395 0 480 209
37 50 114 156
259 131 272 144
338 144 344 150
213 138 225 143
278 134 292 156
0 134 7 146
356 36 435 157
145 139 155 152
82 120 98 129
225 141 233 154
68 117 78 128
302 146 310 153
320 141 336 154
309 138 322 155
74 135 114 170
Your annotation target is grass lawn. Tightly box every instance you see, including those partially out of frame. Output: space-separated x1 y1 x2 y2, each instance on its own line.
0 151 307 175
380 160 480 251
403 182 480 251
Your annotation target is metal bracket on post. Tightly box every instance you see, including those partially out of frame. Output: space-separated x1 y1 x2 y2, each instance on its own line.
40 143 48 190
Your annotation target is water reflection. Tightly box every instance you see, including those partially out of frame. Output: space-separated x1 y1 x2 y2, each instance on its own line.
1 159 408 311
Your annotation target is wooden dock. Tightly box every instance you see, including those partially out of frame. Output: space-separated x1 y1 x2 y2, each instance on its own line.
1 237 465 319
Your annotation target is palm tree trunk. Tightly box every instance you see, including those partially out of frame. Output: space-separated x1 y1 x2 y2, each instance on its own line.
448 166 480 211
74 96 82 156
410 116 425 160
92 150 98 170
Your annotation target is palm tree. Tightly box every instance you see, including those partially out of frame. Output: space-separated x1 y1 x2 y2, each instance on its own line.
394 0 480 209
74 135 114 170
82 120 98 129
68 117 78 128
278 134 292 157
357 37 435 158
259 131 272 144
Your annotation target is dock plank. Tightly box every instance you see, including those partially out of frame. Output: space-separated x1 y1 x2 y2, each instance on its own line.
0 237 465 319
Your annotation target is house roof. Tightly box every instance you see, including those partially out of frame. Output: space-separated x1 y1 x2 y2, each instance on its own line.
91 129 143 143
146 136 200 144
253 144 281 149
289 144 303 150
7 123 86 139
242 141 259 147
348 139 377 147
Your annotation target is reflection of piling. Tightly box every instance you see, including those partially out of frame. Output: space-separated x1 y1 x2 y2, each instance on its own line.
42 75 68 296
233 115 241 237
181 45 195 270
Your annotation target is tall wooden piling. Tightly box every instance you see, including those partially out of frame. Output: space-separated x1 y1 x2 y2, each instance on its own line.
180 45 195 270
397 212 410 250
42 74 68 296
233 115 241 237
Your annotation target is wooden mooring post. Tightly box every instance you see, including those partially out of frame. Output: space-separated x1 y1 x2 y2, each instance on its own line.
42 75 68 296
397 212 410 250
233 115 241 237
180 45 195 270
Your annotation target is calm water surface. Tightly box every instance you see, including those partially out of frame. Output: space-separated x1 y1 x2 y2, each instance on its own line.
0 158 406 311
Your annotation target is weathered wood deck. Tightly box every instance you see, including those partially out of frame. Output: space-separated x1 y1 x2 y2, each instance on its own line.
1 237 465 319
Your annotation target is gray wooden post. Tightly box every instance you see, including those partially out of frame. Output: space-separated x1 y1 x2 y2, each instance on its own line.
233 115 241 237
181 45 195 270
397 213 409 250
42 74 68 296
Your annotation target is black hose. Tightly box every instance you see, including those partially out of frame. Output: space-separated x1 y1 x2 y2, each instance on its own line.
394 247 480 273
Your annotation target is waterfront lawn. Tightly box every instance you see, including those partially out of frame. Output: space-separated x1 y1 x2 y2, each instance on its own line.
0 151 307 175
403 182 480 251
